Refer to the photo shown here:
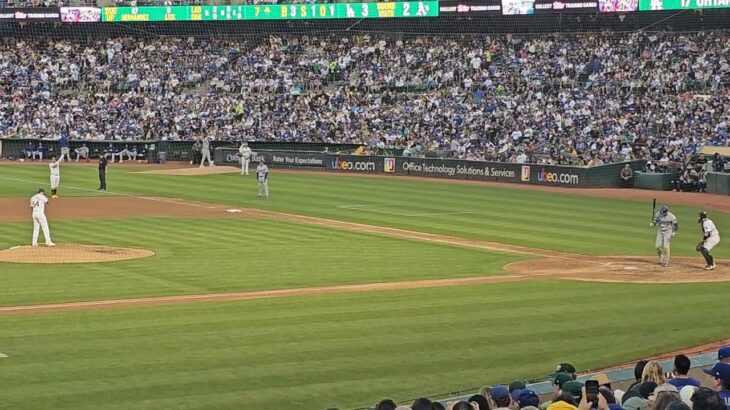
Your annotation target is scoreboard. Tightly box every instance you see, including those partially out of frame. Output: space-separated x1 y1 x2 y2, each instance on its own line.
101 2 438 22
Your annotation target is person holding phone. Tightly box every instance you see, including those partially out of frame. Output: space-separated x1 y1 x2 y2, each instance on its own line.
578 383 609 410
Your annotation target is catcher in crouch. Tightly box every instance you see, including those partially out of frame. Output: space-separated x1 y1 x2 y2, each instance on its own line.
696 211 720 270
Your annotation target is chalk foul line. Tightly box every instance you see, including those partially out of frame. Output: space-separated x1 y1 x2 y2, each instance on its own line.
0 273 557 316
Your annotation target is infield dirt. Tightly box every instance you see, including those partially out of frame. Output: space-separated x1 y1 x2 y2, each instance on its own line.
0 194 728 315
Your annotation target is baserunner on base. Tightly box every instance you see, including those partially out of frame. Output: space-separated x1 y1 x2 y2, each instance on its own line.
650 205 678 267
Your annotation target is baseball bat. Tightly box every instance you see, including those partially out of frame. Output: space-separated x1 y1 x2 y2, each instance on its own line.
651 198 656 222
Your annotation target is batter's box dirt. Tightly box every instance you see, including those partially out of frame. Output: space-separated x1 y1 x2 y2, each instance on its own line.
0 244 155 264
505 256 730 283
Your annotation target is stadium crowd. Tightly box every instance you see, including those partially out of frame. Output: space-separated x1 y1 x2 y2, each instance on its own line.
1 32 729 167
368 348 730 410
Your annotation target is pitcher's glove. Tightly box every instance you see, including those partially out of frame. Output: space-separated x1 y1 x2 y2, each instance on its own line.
696 242 704 252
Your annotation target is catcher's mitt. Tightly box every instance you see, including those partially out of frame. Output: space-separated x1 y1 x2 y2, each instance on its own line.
696 242 704 252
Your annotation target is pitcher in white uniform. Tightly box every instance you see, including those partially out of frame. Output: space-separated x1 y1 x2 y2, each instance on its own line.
48 155 62 198
30 189 55 247
238 142 252 175
697 211 720 270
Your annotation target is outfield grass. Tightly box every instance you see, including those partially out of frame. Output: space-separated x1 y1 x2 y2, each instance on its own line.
1 163 727 257
1 281 729 410
0 163 729 409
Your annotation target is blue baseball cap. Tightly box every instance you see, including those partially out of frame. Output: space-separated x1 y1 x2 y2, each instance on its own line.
703 362 730 383
718 346 730 360
490 386 511 402
516 389 540 408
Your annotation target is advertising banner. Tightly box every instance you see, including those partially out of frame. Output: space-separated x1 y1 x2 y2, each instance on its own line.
101 2 437 22
534 0 598 11
0 7 60 21
210 149 637 188
439 0 502 14
394 157 588 186
325 155 383 173
638 0 729 10
215 148 327 168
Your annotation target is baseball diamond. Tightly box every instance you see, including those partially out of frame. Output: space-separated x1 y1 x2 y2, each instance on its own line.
0 161 728 409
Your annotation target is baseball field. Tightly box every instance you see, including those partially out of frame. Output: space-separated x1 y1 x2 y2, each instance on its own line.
0 161 729 409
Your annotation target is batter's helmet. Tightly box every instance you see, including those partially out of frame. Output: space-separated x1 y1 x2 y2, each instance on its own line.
660 205 669 215
698 211 708 223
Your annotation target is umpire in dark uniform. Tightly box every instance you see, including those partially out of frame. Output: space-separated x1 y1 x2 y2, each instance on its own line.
98 154 108 191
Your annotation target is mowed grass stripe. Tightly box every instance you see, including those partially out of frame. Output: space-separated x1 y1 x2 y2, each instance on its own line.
2 164 727 256
1 281 729 409
0 216 517 306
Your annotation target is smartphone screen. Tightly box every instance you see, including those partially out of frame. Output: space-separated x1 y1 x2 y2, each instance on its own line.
585 380 599 403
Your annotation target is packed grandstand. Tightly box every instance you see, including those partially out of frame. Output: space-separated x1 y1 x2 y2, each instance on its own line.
0 30 728 167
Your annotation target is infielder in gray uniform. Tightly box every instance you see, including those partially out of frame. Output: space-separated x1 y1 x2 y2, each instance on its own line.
650 205 679 267
256 160 269 199
199 135 214 168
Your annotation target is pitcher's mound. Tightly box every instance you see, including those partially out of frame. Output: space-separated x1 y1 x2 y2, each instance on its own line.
0 244 155 264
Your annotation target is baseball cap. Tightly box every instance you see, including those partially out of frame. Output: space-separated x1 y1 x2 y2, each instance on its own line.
516 390 540 408
553 363 577 375
562 381 583 399
622 397 649 410
510 380 528 393
491 386 511 402
703 362 730 382
718 346 730 360
553 373 573 388
650 383 678 400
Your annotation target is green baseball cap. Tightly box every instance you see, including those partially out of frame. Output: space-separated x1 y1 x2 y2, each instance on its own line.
554 363 577 374
509 380 527 393
552 372 573 388
561 381 583 398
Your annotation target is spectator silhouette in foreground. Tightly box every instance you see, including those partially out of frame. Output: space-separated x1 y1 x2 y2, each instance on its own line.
668 355 701 390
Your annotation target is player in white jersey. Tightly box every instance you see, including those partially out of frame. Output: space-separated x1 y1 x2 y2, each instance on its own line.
697 211 720 270
48 155 62 198
30 189 55 247
199 135 214 168
256 160 269 199
650 205 678 267
238 142 252 175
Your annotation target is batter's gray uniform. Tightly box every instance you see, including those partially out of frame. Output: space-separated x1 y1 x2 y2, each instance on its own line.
653 209 678 266
199 137 214 167
256 163 269 198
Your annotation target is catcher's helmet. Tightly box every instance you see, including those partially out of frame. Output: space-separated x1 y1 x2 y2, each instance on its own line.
698 211 708 223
